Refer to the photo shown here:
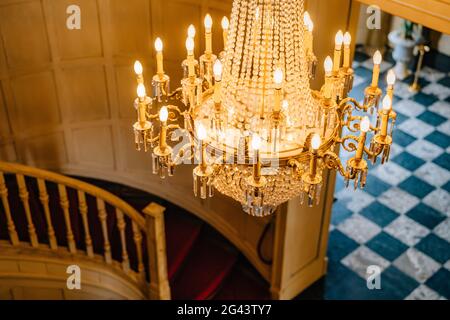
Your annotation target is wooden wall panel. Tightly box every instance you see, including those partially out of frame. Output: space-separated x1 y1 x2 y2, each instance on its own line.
115 66 138 119
10 72 60 132
110 0 151 58
61 65 110 122
0 86 10 137
18 132 67 167
72 126 114 168
0 1 51 67
49 0 103 60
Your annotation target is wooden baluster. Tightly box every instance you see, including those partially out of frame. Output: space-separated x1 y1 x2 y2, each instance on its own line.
16 174 38 247
77 190 94 258
132 221 145 279
57 184 76 254
0 173 19 246
37 179 57 250
97 199 112 264
116 209 130 273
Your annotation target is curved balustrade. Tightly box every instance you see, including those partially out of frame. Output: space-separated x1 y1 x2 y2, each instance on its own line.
0 161 170 300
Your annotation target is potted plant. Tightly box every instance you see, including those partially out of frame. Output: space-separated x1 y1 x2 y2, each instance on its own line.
388 20 421 80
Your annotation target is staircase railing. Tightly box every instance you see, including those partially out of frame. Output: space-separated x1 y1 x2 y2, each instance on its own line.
0 161 170 300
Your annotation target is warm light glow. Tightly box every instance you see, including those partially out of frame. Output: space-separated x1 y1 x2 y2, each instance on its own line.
251 134 262 151
159 106 169 122
343 32 351 46
360 116 371 133
303 12 311 26
282 100 289 111
154 38 163 52
188 25 196 38
311 134 321 150
387 69 396 86
186 37 195 52
137 83 146 99
274 68 284 85
221 16 229 30
197 123 207 140
213 60 223 80
335 30 344 46
324 56 333 73
303 12 314 32
134 61 143 75
382 95 392 111
204 14 213 30
373 50 382 65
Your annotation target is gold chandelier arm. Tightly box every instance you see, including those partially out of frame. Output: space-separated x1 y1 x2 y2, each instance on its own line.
172 144 194 165
338 134 359 152
145 112 160 120
322 151 348 178
338 97 368 113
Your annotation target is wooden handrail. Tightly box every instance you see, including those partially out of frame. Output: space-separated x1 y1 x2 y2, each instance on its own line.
0 161 145 230
0 161 171 300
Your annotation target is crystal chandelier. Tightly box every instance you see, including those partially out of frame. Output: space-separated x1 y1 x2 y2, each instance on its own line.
131 0 397 217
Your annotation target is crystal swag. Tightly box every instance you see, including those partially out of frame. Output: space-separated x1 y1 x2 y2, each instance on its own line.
177 305 211 318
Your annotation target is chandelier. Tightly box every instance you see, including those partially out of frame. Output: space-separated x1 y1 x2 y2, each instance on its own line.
131 0 397 217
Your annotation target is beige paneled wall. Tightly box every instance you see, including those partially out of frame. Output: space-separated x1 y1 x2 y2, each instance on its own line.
0 0 275 280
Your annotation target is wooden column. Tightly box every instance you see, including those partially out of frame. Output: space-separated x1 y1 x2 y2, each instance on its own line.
143 202 171 300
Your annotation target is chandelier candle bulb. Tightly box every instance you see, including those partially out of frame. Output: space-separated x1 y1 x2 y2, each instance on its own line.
188 24 196 38
222 17 229 48
137 84 147 125
186 37 195 78
213 60 223 104
134 61 144 84
303 12 314 54
324 56 333 99
251 134 262 182
333 31 344 72
380 95 392 137
371 50 382 88
204 14 213 56
356 116 370 161
310 134 321 178
343 32 351 68
387 69 396 100
197 124 208 170
159 106 169 150
274 68 284 112
154 38 164 77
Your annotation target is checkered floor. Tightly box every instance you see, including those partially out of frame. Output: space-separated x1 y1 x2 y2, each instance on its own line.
325 48 450 300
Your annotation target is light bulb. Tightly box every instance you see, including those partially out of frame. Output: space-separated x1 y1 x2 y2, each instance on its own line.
159 106 169 122
154 38 163 52
251 134 262 151
303 12 310 26
308 21 314 32
204 14 213 30
282 100 289 111
197 123 207 140
134 61 143 75
274 68 283 85
188 24 196 38
382 95 392 111
186 37 195 52
137 83 146 99
335 30 344 46
387 69 396 86
343 32 351 46
324 56 333 74
221 16 229 30
373 50 382 65
213 60 223 80
311 134 321 150
360 116 371 133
